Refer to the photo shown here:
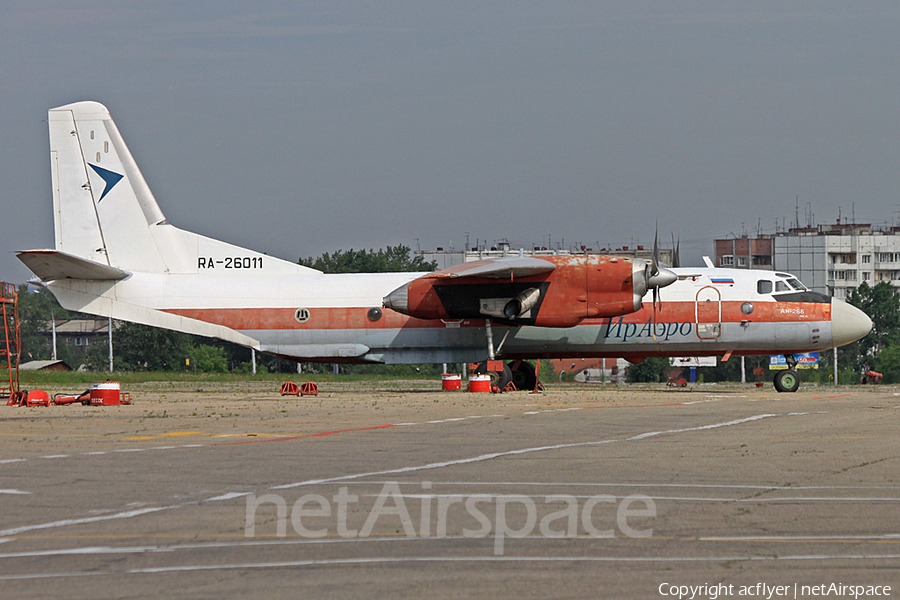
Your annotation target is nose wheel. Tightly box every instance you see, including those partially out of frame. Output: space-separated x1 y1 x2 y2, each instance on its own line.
773 357 801 393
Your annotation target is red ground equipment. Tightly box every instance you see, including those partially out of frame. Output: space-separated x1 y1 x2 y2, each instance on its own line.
862 370 883 384
441 373 462 390
280 382 300 396
299 382 319 396
53 390 92 405
280 381 318 396
666 368 688 387
89 381 130 405
1 282 21 406
25 390 50 407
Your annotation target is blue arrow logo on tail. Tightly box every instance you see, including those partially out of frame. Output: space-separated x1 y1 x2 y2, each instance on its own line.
88 163 124 202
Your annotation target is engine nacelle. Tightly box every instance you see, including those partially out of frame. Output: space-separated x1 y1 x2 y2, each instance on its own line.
384 254 664 327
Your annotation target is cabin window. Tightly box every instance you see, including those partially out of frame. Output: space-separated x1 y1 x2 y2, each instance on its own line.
757 280 773 294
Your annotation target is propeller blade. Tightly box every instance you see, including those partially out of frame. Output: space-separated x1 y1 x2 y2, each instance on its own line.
666 232 682 269
675 234 681 268
651 225 660 277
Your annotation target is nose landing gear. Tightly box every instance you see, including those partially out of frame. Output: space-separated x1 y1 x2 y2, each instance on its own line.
773 355 801 393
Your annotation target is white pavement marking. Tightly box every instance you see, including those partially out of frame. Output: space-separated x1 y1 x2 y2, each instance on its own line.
269 414 778 490
357 481 900 491
0 413 786 537
701 534 900 541
0 490 30 495
626 414 775 441
0 399 766 467
0 506 172 537
2 553 900 580
205 492 252 502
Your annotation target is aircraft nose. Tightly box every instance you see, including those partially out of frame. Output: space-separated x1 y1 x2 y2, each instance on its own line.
831 299 873 348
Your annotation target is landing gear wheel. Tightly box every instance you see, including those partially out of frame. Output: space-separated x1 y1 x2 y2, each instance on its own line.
508 361 537 391
474 362 513 391
774 369 800 393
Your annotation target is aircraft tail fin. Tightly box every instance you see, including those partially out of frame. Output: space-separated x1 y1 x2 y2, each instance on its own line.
48 101 171 272
43 101 316 277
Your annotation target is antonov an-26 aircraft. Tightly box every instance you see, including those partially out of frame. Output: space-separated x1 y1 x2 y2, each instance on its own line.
18 102 873 392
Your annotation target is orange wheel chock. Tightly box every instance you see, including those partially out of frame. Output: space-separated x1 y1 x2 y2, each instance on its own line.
280 382 300 396
299 382 319 397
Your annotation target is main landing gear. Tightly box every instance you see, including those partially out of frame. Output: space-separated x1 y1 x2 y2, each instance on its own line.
474 320 539 391
508 360 537 391
472 360 537 392
473 361 513 390
773 355 801 393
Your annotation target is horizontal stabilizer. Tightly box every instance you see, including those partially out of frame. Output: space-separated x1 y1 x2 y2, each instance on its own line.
431 256 556 280
17 249 130 281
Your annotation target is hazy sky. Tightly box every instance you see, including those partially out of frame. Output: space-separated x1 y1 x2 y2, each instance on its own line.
2 1 900 282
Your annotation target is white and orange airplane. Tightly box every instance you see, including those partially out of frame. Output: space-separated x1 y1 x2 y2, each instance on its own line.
18 102 872 392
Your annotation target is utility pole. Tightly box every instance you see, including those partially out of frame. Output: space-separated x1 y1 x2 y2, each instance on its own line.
834 347 838 385
108 317 113 372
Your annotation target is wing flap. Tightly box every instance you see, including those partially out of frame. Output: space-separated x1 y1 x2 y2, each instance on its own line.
17 249 130 281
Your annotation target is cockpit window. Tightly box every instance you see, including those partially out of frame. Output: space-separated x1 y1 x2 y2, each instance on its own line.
757 280 773 294
775 281 790 292
786 278 806 291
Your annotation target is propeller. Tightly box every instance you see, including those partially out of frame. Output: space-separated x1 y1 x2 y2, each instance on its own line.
644 225 677 338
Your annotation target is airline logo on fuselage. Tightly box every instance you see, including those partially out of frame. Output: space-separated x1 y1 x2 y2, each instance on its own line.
604 317 693 342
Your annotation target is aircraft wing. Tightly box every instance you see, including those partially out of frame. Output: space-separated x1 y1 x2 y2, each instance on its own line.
429 256 556 279
17 249 130 281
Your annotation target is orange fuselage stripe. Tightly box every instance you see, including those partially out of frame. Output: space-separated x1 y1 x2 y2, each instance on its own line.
163 301 830 331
